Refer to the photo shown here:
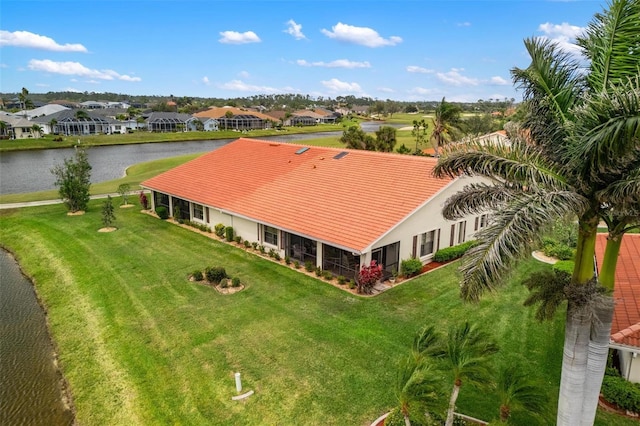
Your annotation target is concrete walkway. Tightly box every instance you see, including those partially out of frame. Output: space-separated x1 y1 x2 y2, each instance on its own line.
0 193 121 210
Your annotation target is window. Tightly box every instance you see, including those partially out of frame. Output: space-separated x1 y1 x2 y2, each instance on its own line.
193 204 204 221
479 214 488 229
264 225 278 246
420 230 436 257
457 220 466 244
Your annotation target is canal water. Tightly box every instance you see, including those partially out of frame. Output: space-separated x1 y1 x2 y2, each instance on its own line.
0 249 74 425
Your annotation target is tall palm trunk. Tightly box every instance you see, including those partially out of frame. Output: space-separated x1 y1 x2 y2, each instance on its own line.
558 215 598 425
445 381 461 426
579 236 621 425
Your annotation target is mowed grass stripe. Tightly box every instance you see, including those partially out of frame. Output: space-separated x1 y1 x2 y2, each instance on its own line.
0 203 635 425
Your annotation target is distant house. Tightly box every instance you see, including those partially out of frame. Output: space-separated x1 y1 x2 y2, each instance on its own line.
194 107 273 131
0 115 40 139
145 112 194 132
32 109 112 135
141 138 487 280
596 234 640 383
196 117 219 131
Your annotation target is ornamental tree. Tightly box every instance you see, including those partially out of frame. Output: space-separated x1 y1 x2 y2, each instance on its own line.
51 146 92 213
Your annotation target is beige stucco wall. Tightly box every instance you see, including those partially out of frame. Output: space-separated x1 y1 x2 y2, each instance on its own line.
365 175 488 264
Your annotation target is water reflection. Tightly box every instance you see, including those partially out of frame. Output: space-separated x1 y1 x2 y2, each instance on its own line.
0 249 74 426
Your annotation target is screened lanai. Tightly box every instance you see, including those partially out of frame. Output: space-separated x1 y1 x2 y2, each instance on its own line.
217 115 267 131
55 115 110 135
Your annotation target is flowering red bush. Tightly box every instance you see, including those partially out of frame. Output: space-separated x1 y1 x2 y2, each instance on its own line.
357 260 383 294
139 191 149 209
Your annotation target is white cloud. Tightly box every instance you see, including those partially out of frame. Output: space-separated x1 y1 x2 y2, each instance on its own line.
284 19 306 40
321 22 401 48
378 87 394 93
411 87 435 95
219 30 261 44
0 63 8 68
457 22 471 27
321 78 363 93
538 22 584 55
0 30 88 52
407 65 433 74
219 79 289 93
436 68 479 86
296 59 370 69
489 76 509 85
63 87 82 93
27 59 141 81
238 71 250 78
202 76 210 85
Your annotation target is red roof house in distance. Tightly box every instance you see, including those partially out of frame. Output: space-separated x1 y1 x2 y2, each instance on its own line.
141 138 488 280
596 234 640 383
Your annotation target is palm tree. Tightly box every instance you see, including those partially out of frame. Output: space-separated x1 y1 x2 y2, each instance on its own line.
433 1 640 423
48 118 58 135
18 87 29 111
413 322 499 426
496 364 547 423
31 124 43 138
393 355 441 426
429 97 461 157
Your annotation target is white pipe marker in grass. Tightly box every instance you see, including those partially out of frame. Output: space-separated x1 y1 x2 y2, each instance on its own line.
235 372 242 393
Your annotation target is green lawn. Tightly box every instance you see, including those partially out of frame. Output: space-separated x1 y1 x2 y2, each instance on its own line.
0 203 632 425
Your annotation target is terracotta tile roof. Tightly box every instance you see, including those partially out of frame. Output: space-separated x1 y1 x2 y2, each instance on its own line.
142 138 455 252
596 234 640 348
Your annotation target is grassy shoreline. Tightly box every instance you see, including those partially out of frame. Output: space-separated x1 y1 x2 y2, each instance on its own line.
0 203 633 425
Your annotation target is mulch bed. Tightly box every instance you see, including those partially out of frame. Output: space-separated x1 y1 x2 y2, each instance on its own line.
598 395 640 419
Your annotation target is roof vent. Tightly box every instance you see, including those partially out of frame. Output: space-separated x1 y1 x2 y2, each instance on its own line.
333 151 348 160
295 147 310 155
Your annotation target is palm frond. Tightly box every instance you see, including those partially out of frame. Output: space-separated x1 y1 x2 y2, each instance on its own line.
441 183 515 220
458 190 589 302
434 140 568 190
577 0 640 91
571 76 640 181
498 363 549 419
597 166 640 205
522 269 570 321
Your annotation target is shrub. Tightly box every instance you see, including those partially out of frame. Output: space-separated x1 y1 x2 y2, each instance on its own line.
251 241 258 250
214 223 225 237
205 266 227 284
305 261 314 272
401 257 423 277
357 260 383 294
220 279 228 288
601 374 640 413
156 206 169 219
294 260 301 269
337 275 347 284
225 226 234 242
192 270 203 281
348 279 356 289
553 260 575 275
259 245 265 254
231 277 241 287
139 191 149 209
284 255 291 265
244 240 251 248
433 240 478 262
323 270 333 280
315 267 322 277
234 235 242 244
274 253 281 261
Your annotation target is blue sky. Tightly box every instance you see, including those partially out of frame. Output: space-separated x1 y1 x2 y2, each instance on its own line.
1 0 603 102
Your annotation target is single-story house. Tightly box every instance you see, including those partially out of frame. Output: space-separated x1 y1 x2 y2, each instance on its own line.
145 112 195 132
596 234 640 383
197 117 219 131
0 115 41 139
141 138 489 280
32 109 112 135
194 107 274 131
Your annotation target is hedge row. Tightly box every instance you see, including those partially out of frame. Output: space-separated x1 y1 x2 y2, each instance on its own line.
433 240 478 262
601 371 640 413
